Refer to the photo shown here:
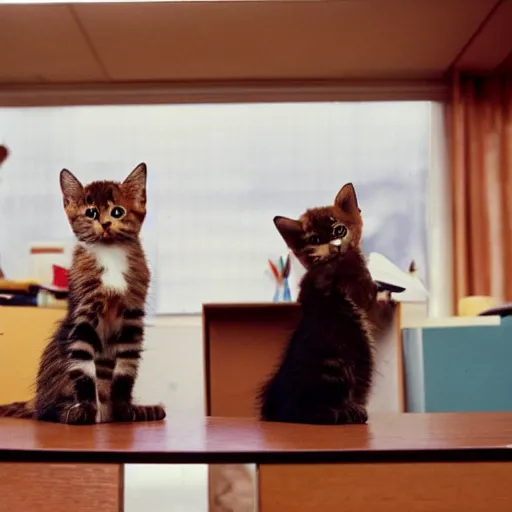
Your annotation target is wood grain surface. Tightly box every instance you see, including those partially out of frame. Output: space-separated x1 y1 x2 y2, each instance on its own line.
1 413 512 464
204 302 300 417
0 463 121 512
259 462 512 512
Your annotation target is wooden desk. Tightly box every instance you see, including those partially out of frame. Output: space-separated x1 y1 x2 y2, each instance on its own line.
1 413 512 511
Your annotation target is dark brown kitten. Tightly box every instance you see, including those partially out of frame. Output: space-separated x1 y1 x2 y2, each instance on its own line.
259 183 374 424
0 163 165 424
279 184 395 336
275 183 376 312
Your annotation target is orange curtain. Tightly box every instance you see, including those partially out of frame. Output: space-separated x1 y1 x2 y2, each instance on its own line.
450 74 512 308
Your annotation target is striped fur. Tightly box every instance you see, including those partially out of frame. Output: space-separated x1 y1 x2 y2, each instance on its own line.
0 401 34 419
0 163 165 424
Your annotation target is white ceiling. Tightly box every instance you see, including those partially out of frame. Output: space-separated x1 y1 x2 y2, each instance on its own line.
0 0 510 104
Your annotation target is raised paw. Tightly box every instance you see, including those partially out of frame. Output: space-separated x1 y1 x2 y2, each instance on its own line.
113 403 166 423
369 291 397 336
63 401 98 425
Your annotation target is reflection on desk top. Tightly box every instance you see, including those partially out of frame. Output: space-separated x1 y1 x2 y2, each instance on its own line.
1 413 512 465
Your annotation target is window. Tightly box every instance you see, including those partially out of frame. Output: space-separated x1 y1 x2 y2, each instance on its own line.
0 101 429 313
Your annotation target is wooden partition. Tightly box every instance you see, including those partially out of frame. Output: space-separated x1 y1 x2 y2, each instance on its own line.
204 303 300 417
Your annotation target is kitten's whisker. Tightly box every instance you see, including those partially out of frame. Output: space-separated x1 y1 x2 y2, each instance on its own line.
64 402 83 424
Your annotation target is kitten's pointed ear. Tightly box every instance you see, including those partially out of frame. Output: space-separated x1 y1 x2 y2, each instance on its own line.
274 216 304 250
60 169 84 206
123 163 147 207
334 183 360 215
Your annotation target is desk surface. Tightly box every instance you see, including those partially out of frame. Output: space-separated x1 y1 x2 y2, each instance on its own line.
1 413 512 464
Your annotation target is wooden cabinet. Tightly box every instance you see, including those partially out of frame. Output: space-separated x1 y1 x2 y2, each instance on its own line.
0 307 65 403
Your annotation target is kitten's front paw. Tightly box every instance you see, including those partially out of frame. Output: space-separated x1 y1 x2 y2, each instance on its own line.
133 404 166 422
369 291 397 335
63 401 97 425
341 403 368 424
378 290 397 307
113 403 166 422
112 402 136 422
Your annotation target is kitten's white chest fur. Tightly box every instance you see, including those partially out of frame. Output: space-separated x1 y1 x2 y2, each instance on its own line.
82 243 129 293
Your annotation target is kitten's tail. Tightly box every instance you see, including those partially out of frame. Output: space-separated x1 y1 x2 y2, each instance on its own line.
0 400 35 419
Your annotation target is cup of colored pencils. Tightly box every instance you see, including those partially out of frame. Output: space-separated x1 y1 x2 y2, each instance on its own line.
268 254 292 302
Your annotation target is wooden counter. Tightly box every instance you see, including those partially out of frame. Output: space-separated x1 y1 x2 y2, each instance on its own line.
2 413 512 511
1 413 512 464
2 413 512 464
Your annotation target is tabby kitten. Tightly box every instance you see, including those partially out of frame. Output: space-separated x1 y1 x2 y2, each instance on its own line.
259 183 374 425
0 163 165 424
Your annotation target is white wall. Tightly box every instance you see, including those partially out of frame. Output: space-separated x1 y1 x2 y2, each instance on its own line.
127 316 208 512
136 316 204 417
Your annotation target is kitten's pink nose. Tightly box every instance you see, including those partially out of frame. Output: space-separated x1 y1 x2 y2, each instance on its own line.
101 222 112 230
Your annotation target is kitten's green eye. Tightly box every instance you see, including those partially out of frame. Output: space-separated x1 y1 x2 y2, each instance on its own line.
307 234 321 245
85 208 98 220
111 206 125 219
333 224 347 238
